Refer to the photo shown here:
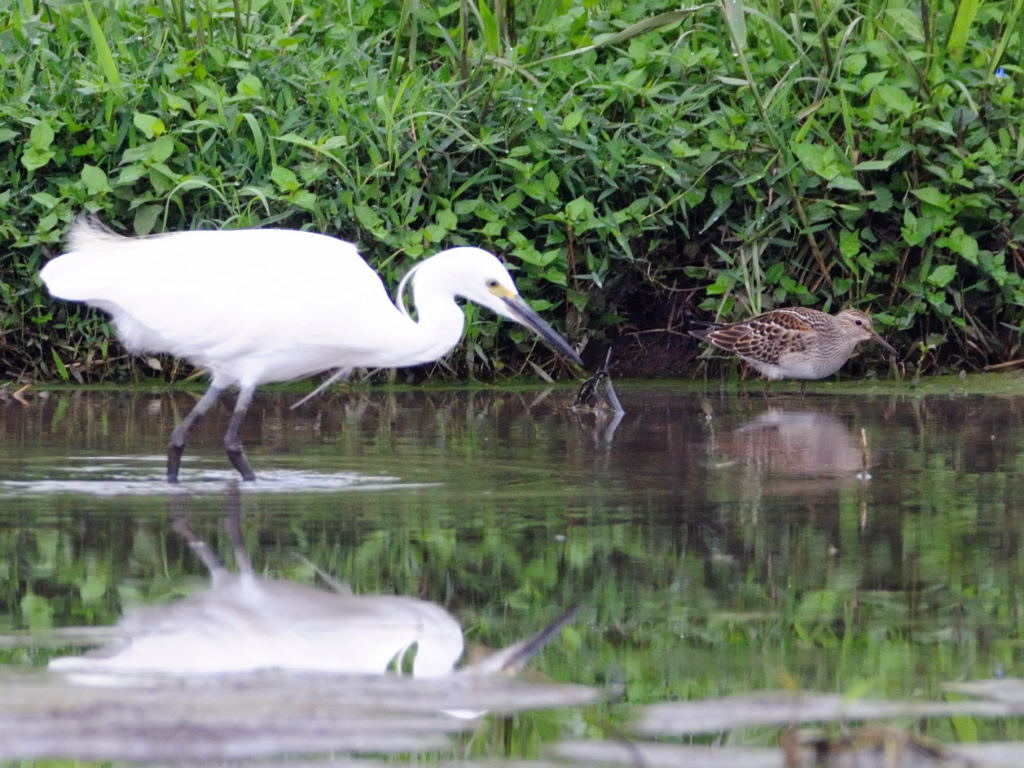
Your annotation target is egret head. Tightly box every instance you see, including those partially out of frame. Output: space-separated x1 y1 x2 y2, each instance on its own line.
836 309 897 356
403 247 582 366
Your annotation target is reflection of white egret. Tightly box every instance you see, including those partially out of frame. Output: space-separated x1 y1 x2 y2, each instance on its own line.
50 504 577 681
40 217 581 482
50 512 464 677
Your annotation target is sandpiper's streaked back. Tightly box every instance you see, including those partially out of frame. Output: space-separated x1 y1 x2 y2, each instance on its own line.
690 307 897 393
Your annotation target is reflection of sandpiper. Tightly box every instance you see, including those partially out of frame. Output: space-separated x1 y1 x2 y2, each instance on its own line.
717 409 869 481
690 308 897 394
50 494 578 680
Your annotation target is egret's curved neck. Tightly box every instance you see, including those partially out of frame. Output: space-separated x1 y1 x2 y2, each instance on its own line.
398 259 467 365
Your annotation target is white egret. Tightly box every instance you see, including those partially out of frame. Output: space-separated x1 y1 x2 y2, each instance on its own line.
40 216 582 482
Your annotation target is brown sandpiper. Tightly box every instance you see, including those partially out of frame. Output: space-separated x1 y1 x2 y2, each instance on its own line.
690 307 897 394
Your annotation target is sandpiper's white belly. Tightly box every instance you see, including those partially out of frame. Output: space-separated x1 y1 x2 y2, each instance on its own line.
745 352 847 380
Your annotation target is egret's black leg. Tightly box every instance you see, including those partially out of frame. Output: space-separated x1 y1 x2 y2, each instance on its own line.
168 385 224 483
224 385 257 481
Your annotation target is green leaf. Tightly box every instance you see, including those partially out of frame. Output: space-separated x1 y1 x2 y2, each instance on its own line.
565 197 595 222
436 209 457 230
860 71 887 91
915 117 956 137
270 165 299 193
115 164 147 185
519 179 549 202
911 187 951 212
423 223 447 242
149 135 174 162
842 53 867 75
21 123 56 169
852 159 893 172
839 229 860 260
133 112 166 139
31 192 61 209
561 109 584 131
236 74 264 99
876 85 914 118
80 164 111 194
936 228 979 263
927 264 957 287
133 205 161 235
901 209 924 246
21 145 54 171
289 189 317 212
869 186 894 213
828 175 865 192
29 122 54 149
706 273 734 296
793 142 843 181
354 203 384 233
121 135 174 165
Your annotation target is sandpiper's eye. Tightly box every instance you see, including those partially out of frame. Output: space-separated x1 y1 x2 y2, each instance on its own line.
854 319 863 326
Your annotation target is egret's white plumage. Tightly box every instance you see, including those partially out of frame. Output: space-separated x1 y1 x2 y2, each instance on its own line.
41 216 581 482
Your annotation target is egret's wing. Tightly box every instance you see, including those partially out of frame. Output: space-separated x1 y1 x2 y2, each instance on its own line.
41 226 413 382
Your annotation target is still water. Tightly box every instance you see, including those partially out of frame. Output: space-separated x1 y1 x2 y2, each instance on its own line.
1 383 1024 764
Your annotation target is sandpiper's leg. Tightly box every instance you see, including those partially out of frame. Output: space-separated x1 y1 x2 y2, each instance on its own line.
168 385 224 483
224 385 257 481
800 381 807 397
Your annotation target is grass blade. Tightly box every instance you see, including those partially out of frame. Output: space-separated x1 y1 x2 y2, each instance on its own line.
532 7 710 64
81 0 121 88
947 0 981 62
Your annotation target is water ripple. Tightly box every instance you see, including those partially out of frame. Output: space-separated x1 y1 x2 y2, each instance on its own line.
0 456 437 496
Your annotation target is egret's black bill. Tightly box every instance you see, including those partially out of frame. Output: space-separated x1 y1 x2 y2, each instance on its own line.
502 295 583 367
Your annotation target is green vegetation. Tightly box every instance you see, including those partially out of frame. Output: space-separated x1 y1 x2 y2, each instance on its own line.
1 0 1022 383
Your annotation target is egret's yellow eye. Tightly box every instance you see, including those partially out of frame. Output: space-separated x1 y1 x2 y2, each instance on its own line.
486 279 500 290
